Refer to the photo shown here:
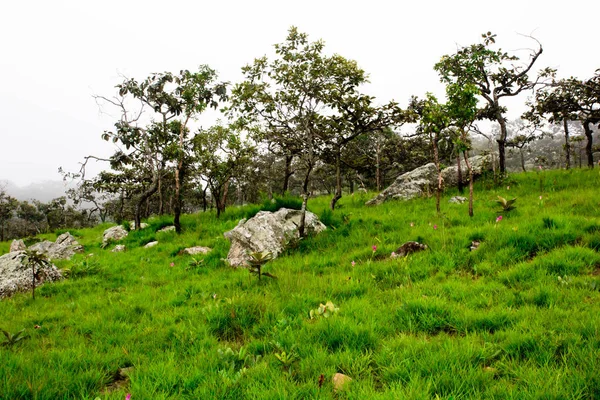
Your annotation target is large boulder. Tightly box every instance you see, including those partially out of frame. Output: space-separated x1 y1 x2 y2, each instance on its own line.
103 225 128 246
10 239 26 252
28 232 83 261
366 154 493 205
224 208 326 267
0 251 62 298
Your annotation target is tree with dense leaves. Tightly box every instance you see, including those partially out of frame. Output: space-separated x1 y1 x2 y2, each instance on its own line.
231 27 385 236
435 32 546 175
0 187 18 242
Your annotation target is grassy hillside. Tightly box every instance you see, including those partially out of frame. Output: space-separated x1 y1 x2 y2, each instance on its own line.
1 168 600 399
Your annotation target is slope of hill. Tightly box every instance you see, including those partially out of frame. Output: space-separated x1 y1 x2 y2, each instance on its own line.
1 168 599 399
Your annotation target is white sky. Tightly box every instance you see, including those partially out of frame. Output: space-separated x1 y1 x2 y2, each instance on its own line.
1 0 597 186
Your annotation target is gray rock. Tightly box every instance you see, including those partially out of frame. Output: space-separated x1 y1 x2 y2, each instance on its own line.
128 221 149 230
103 225 128 246
157 226 176 233
10 239 26 252
144 241 158 248
112 245 126 253
0 251 62 298
183 246 212 255
28 232 83 261
391 241 428 258
224 208 326 267
449 196 468 204
366 155 493 205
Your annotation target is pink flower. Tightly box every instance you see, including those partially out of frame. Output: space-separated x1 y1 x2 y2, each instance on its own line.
496 216 503 223
351 260 356 267
539 195 543 200
538 165 543 170
372 245 377 252
169 262 175 267
506 186 510 190
391 252 397 258
126 395 131 400
433 225 438 230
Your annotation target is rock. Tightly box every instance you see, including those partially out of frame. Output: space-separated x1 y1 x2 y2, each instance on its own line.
157 226 176 233
366 154 493 205
112 245 126 253
103 225 128 246
128 221 149 230
28 232 83 261
332 373 352 392
470 241 480 251
0 251 62 298
449 196 467 204
224 208 326 267
10 239 26 252
183 246 212 255
391 241 428 258
144 241 158 248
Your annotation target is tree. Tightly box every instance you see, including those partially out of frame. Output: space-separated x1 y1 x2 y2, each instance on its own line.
230 27 378 236
435 32 546 175
193 124 255 218
0 187 18 242
505 119 543 172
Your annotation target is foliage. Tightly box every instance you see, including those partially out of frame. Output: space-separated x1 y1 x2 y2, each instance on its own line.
496 196 517 212
247 251 275 280
309 301 339 319
1 328 28 347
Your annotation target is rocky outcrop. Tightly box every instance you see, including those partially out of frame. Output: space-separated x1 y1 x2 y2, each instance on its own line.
391 241 428 258
366 154 493 205
28 232 83 261
10 239 26 252
102 225 128 246
224 208 326 267
0 251 62 298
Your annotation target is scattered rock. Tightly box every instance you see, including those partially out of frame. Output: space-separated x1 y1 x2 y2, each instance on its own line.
144 241 158 248
103 225 128 246
470 241 481 251
112 245 126 253
183 246 212 255
28 232 83 260
10 239 26 252
0 251 62 298
366 154 493 205
332 373 352 392
391 241 428 258
157 226 176 233
449 196 467 204
128 221 149 230
224 208 326 267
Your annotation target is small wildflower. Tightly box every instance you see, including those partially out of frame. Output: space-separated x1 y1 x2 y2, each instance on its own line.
410 222 414 227
506 186 510 190
433 224 438 230
372 245 377 252
539 195 543 200
169 262 175 267
126 395 131 400
34 325 41 329
496 216 503 223
351 260 356 267
212 293 217 299
391 252 397 258
538 165 543 170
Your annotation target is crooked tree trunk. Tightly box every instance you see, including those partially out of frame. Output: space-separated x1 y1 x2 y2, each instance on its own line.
496 112 508 175
463 151 474 217
135 180 159 230
520 149 526 172
330 150 342 211
456 153 464 194
158 173 164 215
583 120 595 168
563 119 571 170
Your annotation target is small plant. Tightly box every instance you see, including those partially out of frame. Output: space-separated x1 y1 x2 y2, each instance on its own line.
247 251 276 280
186 257 204 270
275 350 298 373
496 196 517 212
23 249 51 300
309 301 340 319
1 328 28 347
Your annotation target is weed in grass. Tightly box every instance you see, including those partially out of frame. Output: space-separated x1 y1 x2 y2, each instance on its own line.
1 328 28 347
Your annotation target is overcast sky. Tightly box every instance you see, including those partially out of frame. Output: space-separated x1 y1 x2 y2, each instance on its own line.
1 0 597 186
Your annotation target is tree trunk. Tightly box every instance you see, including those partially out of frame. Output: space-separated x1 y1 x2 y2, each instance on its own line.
158 173 164 215
563 118 571 170
282 154 294 194
219 179 230 217
583 120 595 168
456 153 464 194
202 186 208 212
432 133 442 214
135 180 159 230
298 163 313 238
330 150 342 211
520 149 526 172
375 140 382 191
463 151 474 217
496 113 508 175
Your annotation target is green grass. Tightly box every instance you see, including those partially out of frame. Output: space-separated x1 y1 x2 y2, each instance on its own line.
1 168 600 399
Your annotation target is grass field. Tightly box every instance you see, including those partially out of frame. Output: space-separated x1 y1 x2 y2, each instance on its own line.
1 168 600 399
